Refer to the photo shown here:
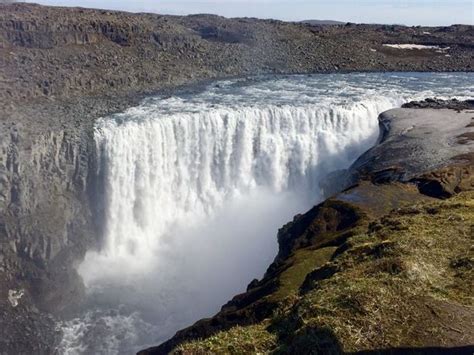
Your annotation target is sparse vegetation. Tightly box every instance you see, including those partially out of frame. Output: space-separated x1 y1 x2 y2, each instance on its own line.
174 190 474 353
174 323 277 354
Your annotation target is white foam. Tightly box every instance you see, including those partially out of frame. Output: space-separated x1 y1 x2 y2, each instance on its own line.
57 309 158 355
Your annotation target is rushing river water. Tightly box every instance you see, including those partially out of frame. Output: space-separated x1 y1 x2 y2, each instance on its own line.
58 73 474 354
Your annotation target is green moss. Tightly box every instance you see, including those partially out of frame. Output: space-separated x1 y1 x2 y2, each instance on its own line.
269 247 337 302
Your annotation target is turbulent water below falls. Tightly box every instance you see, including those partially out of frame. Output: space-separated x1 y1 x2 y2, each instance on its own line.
58 73 474 354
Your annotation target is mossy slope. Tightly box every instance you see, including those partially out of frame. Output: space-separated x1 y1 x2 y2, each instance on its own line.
173 190 473 354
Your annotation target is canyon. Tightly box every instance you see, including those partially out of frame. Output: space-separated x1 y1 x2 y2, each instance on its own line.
0 3 473 354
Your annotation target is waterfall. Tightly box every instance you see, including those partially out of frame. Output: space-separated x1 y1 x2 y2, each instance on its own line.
80 98 397 285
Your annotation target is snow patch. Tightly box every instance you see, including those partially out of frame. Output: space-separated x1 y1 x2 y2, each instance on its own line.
383 44 449 52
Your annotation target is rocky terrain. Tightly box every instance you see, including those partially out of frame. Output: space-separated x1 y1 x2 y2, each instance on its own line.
140 101 474 354
1 3 473 106
0 3 473 354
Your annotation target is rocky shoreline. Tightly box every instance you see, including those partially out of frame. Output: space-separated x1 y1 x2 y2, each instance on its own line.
141 101 474 354
0 3 473 354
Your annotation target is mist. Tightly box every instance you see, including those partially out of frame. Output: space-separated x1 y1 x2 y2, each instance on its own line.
77 187 308 345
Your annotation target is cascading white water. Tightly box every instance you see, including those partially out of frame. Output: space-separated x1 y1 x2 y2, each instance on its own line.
82 100 392 281
59 73 474 355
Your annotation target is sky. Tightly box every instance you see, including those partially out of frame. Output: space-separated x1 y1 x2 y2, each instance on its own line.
29 0 473 26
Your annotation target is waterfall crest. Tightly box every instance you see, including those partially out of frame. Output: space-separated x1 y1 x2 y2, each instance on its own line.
81 98 396 282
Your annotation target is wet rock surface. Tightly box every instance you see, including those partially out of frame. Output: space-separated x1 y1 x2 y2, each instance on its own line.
351 106 474 184
402 98 474 110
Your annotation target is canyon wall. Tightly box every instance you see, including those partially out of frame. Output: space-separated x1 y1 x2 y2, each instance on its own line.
0 116 97 352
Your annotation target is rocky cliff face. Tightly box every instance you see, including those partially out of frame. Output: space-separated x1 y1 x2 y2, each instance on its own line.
0 116 97 353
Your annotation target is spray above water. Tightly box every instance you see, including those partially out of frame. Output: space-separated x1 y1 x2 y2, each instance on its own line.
60 73 474 354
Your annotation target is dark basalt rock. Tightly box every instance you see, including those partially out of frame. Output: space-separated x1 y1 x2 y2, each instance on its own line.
411 165 474 199
350 101 474 185
402 98 474 110
275 200 363 261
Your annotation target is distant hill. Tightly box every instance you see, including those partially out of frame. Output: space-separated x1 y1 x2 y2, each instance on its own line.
300 19 345 25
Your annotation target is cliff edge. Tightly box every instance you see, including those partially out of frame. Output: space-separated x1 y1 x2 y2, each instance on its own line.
140 100 474 354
